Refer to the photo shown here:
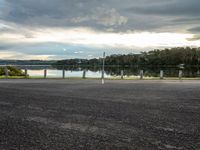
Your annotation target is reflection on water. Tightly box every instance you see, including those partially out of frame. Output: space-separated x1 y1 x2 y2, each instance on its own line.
16 65 200 78
25 69 112 78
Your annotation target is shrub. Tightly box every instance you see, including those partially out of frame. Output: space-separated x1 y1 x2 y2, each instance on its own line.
0 66 26 76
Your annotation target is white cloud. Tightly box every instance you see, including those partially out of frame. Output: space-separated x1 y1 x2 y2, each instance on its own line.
74 51 83 54
0 51 54 60
1 27 200 49
92 7 128 26
70 7 128 26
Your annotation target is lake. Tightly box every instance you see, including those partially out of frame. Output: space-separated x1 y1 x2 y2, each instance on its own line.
26 69 112 78
2 65 200 78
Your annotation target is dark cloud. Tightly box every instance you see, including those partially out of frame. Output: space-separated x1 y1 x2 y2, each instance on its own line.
0 45 8 50
124 0 200 38
1 0 129 30
187 27 200 41
0 0 199 33
188 27 200 33
0 0 200 59
127 0 200 16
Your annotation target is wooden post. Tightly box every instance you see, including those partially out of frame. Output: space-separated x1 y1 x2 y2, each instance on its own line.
121 70 124 79
4 67 8 78
102 52 105 84
160 70 164 79
179 70 183 80
62 67 65 79
25 68 28 78
140 70 143 80
197 70 200 76
44 69 47 79
82 70 86 79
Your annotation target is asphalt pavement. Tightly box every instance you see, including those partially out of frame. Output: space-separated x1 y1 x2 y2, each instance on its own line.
0 79 199 149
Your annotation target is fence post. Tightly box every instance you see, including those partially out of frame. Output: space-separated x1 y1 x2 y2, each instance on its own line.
160 70 164 79
102 52 105 84
121 70 124 79
82 70 86 79
4 67 8 78
197 70 200 75
140 70 143 80
179 70 183 80
25 68 28 78
44 69 47 79
62 67 65 79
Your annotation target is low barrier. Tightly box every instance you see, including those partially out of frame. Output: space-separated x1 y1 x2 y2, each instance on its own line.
0 65 200 82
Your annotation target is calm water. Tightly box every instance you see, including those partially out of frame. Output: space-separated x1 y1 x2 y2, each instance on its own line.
26 69 112 78
3 65 200 78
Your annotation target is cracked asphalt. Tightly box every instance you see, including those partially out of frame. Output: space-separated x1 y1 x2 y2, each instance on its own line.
0 79 199 150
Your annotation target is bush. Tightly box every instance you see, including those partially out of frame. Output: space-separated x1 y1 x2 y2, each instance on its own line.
0 67 5 76
0 66 26 76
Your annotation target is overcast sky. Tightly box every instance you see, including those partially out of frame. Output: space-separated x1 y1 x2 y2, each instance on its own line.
1 0 200 60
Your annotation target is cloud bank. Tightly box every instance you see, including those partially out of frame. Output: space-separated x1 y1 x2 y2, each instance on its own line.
0 0 200 59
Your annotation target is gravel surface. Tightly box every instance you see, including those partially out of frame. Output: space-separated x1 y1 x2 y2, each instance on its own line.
0 79 200 150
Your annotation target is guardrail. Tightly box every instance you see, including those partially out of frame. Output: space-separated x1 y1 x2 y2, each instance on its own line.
0 65 197 80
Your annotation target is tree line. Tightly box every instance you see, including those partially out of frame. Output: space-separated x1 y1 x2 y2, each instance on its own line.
55 47 200 66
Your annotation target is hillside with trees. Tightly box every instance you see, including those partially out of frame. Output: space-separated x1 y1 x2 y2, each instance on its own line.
55 47 200 66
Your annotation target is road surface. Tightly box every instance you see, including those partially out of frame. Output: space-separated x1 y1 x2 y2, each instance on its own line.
0 79 199 149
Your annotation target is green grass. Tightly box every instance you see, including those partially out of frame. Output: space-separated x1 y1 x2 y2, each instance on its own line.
0 76 26 79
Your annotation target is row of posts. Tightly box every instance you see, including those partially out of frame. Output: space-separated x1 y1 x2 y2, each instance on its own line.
3 67 183 79
139 70 183 80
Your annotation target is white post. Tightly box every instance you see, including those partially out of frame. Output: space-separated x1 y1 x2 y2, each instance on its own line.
102 52 105 84
25 68 28 78
140 70 143 80
179 70 183 80
82 70 86 79
62 67 65 79
121 70 124 79
197 70 200 76
44 69 47 79
160 70 164 79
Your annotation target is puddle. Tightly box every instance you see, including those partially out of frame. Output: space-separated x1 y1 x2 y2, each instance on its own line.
164 144 183 150
61 123 98 132
17 105 43 111
28 116 99 133
0 101 11 106
155 126 174 132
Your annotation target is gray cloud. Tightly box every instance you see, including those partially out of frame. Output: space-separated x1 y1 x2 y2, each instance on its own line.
187 27 200 41
0 0 129 31
188 27 200 33
0 0 200 59
0 0 200 33
124 0 200 38
127 0 200 16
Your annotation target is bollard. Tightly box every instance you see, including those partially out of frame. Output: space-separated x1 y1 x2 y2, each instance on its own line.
44 69 47 79
82 70 86 79
197 70 200 76
101 70 104 79
62 69 65 79
25 68 28 78
4 67 8 78
121 70 124 79
160 70 164 79
179 70 183 80
102 52 105 84
140 70 144 80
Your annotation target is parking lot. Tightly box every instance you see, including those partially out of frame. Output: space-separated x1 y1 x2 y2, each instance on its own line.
0 79 199 149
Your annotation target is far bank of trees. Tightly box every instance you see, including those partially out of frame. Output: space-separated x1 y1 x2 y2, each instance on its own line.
56 47 200 66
